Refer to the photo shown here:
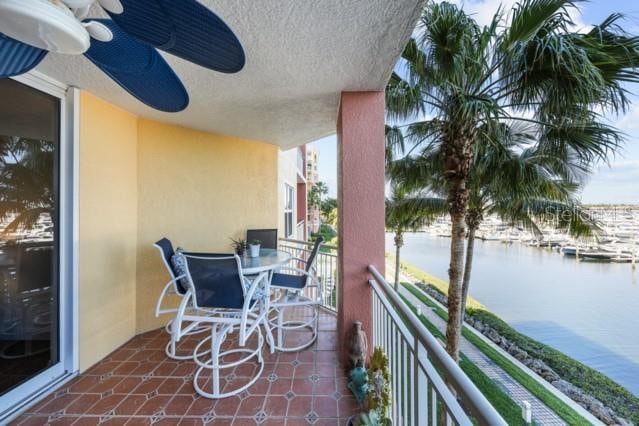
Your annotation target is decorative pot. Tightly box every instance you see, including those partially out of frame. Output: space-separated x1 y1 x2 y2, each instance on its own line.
249 244 260 258
347 321 368 369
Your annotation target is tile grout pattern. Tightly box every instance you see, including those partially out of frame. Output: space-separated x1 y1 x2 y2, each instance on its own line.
12 311 359 426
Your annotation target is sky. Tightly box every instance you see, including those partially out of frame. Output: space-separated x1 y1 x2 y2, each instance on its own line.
310 0 639 204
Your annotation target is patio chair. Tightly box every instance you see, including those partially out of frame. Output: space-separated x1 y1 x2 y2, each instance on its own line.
268 237 323 352
246 228 278 250
153 238 231 360
175 254 273 398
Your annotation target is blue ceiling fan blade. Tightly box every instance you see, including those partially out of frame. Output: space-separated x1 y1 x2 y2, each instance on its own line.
0 33 48 78
84 20 189 113
106 0 245 74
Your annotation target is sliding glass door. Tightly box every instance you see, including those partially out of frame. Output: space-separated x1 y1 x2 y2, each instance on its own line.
0 78 63 403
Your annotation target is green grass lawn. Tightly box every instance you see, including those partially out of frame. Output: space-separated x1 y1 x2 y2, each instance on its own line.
387 255 485 310
402 283 590 425
400 295 531 425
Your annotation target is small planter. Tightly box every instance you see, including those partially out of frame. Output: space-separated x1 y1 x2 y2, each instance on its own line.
249 243 261 258
230 237 247 256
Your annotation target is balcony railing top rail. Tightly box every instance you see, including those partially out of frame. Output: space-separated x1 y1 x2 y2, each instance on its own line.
279 237 338 251
368 265 506 426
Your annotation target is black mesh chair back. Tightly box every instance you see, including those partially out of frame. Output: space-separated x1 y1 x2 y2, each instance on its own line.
183 255 246 310
246 229 278 250
305 237 324 273
16 244 53 292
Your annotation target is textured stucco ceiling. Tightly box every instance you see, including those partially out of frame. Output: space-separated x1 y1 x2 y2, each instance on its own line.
34 0 423 149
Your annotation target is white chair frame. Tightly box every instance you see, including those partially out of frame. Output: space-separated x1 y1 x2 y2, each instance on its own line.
153 244 211 360
175 254 274 399
268 256 323 352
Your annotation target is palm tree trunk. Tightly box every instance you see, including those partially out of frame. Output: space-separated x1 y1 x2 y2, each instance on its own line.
443 132 473 362
394 229 403 291
446 210 466 362
460 225 476 326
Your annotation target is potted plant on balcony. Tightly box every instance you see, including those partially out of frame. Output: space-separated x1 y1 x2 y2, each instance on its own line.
348 347 392 426
248 239 261 258
230 237 247 256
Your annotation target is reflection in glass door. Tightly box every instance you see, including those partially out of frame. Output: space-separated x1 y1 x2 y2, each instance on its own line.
0 79 60 396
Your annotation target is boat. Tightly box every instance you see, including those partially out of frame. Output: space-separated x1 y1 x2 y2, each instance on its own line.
580 249 635 263
561 246 578 256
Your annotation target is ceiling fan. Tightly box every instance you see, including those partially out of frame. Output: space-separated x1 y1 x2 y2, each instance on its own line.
0 0 246 112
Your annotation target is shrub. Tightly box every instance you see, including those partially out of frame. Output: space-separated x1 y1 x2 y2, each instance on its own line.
467 309 639 424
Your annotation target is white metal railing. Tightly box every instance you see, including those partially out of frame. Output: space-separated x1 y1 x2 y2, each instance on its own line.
278 238 338 311
368 265 506 426
295 221 305 240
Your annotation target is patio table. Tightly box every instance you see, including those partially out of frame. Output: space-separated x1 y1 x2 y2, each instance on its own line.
240 248 291 275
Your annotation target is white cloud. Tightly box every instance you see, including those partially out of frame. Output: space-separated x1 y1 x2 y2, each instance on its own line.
590 160 639 182
580 160 639 203
616 104 639 132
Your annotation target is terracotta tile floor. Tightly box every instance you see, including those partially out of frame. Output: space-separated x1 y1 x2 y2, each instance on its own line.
13 311 359 425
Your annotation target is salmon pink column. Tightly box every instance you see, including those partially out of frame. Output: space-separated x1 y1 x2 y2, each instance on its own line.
337 91 386 362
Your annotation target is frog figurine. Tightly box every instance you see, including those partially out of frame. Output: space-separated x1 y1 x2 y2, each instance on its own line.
347 365 369 405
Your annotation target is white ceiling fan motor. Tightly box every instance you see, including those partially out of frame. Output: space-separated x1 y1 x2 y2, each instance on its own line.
0 0 118 55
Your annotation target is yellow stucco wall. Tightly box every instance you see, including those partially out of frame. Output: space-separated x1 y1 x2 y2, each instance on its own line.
78 95 281 369
135 119 279 333
78 92 138 371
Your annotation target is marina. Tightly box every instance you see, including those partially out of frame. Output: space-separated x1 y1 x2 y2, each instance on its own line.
425 206 639 264
386 229 639 396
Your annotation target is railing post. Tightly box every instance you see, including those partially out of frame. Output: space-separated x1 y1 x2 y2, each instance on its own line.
337 91 386 364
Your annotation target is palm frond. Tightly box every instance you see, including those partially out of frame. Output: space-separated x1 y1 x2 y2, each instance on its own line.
503 0 577 49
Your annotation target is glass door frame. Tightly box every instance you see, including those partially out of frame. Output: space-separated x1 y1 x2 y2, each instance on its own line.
0 71 79 421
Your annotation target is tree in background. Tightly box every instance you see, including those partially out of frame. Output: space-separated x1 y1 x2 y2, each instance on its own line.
386 0 639 361
390 124 601 324
386 185 446 290
321 197 337 221
308 181 329 210
0 136 55 235
308 181 329 226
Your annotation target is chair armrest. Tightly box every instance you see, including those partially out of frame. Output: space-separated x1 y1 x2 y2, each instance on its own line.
155 275 186 317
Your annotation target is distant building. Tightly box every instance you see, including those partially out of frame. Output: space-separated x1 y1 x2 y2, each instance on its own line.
306 147 321 235
278 145 308 241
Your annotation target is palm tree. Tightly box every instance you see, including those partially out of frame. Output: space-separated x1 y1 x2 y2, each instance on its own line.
386 0 639 360
309 181 329 227
0 135 55 235
390 125 601 325
461 133 602 321
386 186 446 290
